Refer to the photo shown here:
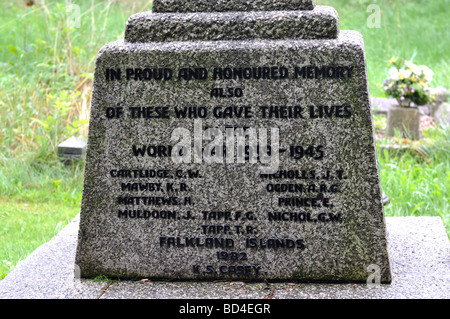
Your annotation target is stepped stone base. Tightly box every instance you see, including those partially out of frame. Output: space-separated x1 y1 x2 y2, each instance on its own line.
1 216 448 299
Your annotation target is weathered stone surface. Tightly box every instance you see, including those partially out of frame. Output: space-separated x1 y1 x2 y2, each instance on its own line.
434 102 450 126
57 136 87 157
386 106 421 140
152 0 316 12
125 6 339 43
76 0 391 283
75 28 391 282
430 86 450 118
431 86 450 105
3 216 448 299
371 97 397 114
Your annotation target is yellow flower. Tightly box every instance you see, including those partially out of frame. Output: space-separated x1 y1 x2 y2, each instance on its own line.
389 57 397 64
410 76 418 82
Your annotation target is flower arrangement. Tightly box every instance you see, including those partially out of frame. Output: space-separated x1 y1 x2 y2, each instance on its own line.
380 57 435 107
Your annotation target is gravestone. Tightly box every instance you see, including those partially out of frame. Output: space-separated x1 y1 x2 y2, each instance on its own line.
76 0 392 283
57 136 87 158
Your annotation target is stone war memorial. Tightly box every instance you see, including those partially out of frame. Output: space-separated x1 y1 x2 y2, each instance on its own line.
75 0 392 283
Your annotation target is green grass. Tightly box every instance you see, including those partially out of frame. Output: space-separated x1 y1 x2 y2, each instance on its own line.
317 0 450 97
0 196 80 278
0 0 153 280
0 156 85 279
0 0 449 280
0 0 153 159
377 126 450 235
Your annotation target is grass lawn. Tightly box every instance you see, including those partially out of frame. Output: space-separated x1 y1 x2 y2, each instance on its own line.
0 0 449 280
0 197 80 278
0 157 84 279
317 0 450 97
377 126 450 235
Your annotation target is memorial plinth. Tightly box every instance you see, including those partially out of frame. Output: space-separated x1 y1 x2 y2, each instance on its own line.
76 0 392 283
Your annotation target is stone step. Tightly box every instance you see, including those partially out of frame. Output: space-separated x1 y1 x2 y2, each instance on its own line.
2 215 449 298
125 6 339 43
152 0 316 13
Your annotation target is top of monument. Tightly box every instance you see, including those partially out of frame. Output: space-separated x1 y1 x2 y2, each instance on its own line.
125 6 339 43
152 0 316 13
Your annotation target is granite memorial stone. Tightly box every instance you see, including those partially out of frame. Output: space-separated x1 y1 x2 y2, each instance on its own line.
76 0 392 283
